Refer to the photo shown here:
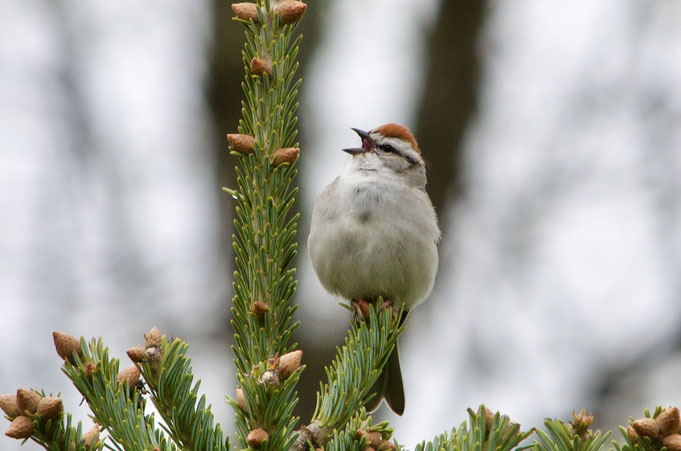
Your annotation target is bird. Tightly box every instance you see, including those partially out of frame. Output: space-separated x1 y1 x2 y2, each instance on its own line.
307 123 440 415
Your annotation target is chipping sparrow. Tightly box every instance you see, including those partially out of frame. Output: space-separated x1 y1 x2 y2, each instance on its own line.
308 123 440 415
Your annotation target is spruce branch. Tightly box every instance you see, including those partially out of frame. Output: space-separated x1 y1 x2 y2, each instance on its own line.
415 405 532 451
292 306 404 449
613 406 681 451
131 329 230 451
325 408 399 451
60 335 176 450
533 410 610 451
227 0 306 449
1 387 102 451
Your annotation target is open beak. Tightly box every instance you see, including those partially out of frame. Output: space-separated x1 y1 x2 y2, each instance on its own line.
342 127 372 155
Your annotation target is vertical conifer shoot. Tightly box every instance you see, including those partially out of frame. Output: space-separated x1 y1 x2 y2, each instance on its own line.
226 0 306 449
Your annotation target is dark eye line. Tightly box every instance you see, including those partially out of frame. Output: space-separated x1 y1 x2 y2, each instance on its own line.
377 143 420 166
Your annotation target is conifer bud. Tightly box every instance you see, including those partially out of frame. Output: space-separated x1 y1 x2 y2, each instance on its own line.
127 346 148 363
83 424 100 447
16 389 41 415
356 429 383 447
626 425 638 443
250 301 269 317
53 331 82 364
570 408 593 436
664 434 681 451
235 388 247 411
657 407 680 436
633 417 660 439
144 326 162 348
272 147 299 167
36 397 63 420
232 3 259 22
117 365 141 388
5 416 33 439
277 350 302 379
259 368 280 386
0 394 18 418
484 407 495 433
276 1 307 25
250 57 272 76
247 428 269 448
227 133 256 155
85 362 97 379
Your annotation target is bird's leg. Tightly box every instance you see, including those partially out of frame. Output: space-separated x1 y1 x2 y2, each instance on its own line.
379 298 401 322
351 298 372 320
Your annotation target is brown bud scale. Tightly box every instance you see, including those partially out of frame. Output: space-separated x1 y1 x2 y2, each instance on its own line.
53 331 82 363
236 388 247 411
356 429 383 447
657 407 681 437
84 424 100 447
250 57 272 76
247 428 269 448
633 417 660 439
117 365 141 387
277 350 303 379
664 434 681 451
36 397 63 420
227 134 256 155
127 346 148 363
272 147 300 167
16 389 41 415
276 1 307 25
484 407 495 432
5 415 33 439
0 394 18 418
250 301 269 316
144 326 162 348
85 362 97 379
232 3 259 22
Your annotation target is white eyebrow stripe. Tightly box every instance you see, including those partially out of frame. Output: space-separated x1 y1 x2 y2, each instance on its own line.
372 134 424 166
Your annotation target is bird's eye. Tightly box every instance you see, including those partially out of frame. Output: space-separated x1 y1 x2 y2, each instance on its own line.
381 144 397 153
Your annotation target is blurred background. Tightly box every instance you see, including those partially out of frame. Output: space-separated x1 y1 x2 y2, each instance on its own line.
2 0 681 449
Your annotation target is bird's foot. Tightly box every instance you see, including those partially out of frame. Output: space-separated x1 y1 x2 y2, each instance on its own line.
351 298 372 320
380 298 393 310
379 298 401 321
351 298 395 321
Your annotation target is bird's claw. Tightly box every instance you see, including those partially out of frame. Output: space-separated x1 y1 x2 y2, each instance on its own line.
351 298 394 321
351 299 372 320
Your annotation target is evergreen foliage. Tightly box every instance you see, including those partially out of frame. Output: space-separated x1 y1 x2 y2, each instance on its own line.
415 405 532 451
63 337 177 450
138 336 229 451
311 305 403 441
3 2 681 451
226 0 305 449
533 413 610 451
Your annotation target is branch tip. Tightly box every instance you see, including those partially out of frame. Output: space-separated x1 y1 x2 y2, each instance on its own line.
232 2 259 22
4 416 32 439
53 331 82 363
247 427 269 448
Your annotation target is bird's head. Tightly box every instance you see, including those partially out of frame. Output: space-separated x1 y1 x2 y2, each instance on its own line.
343 123 426 185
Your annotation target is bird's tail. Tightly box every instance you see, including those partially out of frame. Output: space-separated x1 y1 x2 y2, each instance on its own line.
365 343 405 415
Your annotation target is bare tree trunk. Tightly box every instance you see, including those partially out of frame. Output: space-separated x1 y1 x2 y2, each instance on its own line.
415 0 487 227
